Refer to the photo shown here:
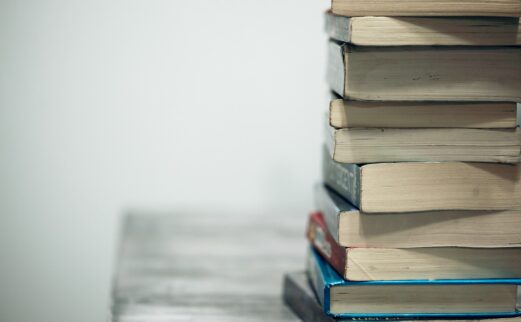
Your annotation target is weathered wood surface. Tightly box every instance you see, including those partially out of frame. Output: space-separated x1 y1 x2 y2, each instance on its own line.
110 211 306 322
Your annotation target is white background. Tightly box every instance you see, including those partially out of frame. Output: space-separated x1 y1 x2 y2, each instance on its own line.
0 1 328 321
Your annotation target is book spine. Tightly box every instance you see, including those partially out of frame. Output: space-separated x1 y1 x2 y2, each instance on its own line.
306 248 328 311
516 103 521 127
322 145 361 208
307 212 348 279
325 11 351 43
314 185 341 243
326 41 346 98
282 273 337 322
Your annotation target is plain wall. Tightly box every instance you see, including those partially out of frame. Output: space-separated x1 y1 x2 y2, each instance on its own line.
0 1 328 321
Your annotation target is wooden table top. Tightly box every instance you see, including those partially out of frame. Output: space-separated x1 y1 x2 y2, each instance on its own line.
110 211 306 322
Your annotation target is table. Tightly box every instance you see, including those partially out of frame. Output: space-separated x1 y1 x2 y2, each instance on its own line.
110 210 306 322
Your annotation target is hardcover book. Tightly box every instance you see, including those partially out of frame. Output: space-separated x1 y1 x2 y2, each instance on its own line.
329 98 518 129
326 11 521 46
322 146 521 212
315 184 521 248
327 41 521 102
307 211 521 281
283 271 521 322
326 124 521 163
306 248 521 319
330 0 521 17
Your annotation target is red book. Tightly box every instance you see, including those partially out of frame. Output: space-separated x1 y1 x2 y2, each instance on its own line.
306 212 347 278
307 211 521 281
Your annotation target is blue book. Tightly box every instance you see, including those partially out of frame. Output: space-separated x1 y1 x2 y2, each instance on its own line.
307 247 521 320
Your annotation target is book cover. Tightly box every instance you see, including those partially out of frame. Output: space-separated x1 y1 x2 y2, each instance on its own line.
328 98 518 129
322 145 521 213
313 183 353 244
307 212 346 278
321 145 361 208
327 125 521 164
307 247 521 319
325 11 521 46
327 40 521 102
308 213 521 281
283 272 337 322
283 271 521 322
315 183 521 248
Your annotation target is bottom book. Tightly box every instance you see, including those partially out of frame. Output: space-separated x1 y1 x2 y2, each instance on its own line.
282 271 521 322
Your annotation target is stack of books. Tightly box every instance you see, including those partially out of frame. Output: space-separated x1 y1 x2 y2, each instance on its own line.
284 1 521 321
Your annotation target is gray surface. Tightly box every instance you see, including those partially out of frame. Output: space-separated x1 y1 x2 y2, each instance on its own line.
110 211 306 322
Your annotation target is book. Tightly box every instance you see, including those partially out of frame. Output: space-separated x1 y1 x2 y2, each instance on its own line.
283 271 521 322
327 41 521 102
329 98 518 129
322 146 521 212
326 125 521 164
306 248 521 318
283 271 337 322
330 0 521 17
315 184 521 248
326 12 521 46
307 212 521 281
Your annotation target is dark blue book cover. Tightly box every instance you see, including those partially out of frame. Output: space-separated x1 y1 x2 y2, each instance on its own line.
321 145 361 208
307 247 521 320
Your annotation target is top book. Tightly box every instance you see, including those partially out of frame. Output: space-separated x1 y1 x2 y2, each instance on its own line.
332 0 521 17
326 12 521 46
